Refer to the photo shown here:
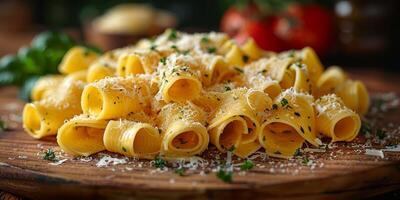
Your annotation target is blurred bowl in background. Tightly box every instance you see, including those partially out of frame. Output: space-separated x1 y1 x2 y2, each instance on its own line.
84 4 177 51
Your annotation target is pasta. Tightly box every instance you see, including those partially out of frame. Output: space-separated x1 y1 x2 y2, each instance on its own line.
22 30 370 159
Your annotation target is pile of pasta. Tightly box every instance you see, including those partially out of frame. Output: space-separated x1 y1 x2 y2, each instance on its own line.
22 30 370 159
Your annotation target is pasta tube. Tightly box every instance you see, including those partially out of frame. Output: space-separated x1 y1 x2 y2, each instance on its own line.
81 76 151 119
59 46 98 74
208 89 260 151
31 75 64 101
158 60 202 102
259 89 317 158
87 62 116 83
315 94 361 142
335 80 370 115
158 103 208 157
57 115 108 156
104 120 161 159
23 78 85 138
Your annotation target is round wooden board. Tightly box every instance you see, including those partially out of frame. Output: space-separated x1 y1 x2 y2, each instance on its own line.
0 70 399 200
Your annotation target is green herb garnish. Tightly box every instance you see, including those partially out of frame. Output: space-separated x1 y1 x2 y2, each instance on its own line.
207 47 216 53
159 57 167 65
376 129 386 140
168 29 178 40
360 121 371 135
0 120 6 132
280 98 289 107
122 147 127 152
302 156 310 165
242 55 249 63
234 67 243 73
153 156 166 169
216 169 233 182
240 160 254 171
175 168 185 176
42 149 56 161
201 36 209 43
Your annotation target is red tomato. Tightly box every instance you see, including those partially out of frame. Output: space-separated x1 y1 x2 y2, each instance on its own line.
220 4 261 37
235 18 285 52
274 4 334 55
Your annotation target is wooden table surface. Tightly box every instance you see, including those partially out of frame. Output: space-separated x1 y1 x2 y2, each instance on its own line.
0 69 399 200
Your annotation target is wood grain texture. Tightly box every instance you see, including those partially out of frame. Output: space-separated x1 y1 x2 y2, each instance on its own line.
0 70 399 200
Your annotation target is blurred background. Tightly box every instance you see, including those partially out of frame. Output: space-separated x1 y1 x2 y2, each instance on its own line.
0 0 399 99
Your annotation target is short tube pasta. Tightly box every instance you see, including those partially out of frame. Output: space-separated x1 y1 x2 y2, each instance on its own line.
315 94 361 142
158 103 209 157
81 76 151 119
259 89 317 158
31 75 64 101
59 46 98 74
57 115 108 156
23 78 85 138
104 120 161 159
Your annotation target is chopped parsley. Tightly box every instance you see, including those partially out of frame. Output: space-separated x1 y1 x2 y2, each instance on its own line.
0 120 6 132
216 169 233 182
171 45 179 52
294 112 301 117
302 156 310 165
122 147 127 152
242 55 249 63
42 149 56 161
150 45 157 51
167 29 178 40
259 69 267 74
240 160 254 171
207 47 216 53
288 50 295 57
153 156 166 169
294 148 302 156
228 146 236 152
272 104 278 110
280 98 289 107
360 121 371 135
293 62 303 68
201 36 209 43
300 126 305 134
159 57 167 65
376 129 386 140
224 85 232 91
234 67 243 73
175 168 185 176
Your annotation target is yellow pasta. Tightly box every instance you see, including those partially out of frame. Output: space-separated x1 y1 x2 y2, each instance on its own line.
158 56 202 102
59 46 99 74
315 94 361 142
31 74 64 101
22 30 370 160
23 77 85 138
81 76 151 119
104 120 161 159
208 88 261 153
259 89 317 158
157 103 209 157
335 80 370 115
87 62 116 83
317 66 347 97
57 115 108 156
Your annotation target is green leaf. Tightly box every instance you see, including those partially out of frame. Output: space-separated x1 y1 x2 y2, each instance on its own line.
0 120 6 132
216 169 233 182
240 160 254 171
42 149 57 161
0 71 17 86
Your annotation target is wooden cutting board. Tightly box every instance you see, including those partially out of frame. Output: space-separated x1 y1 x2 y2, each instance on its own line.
0 69 399 200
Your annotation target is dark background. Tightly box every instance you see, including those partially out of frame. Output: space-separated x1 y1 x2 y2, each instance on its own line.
1 0 400 71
